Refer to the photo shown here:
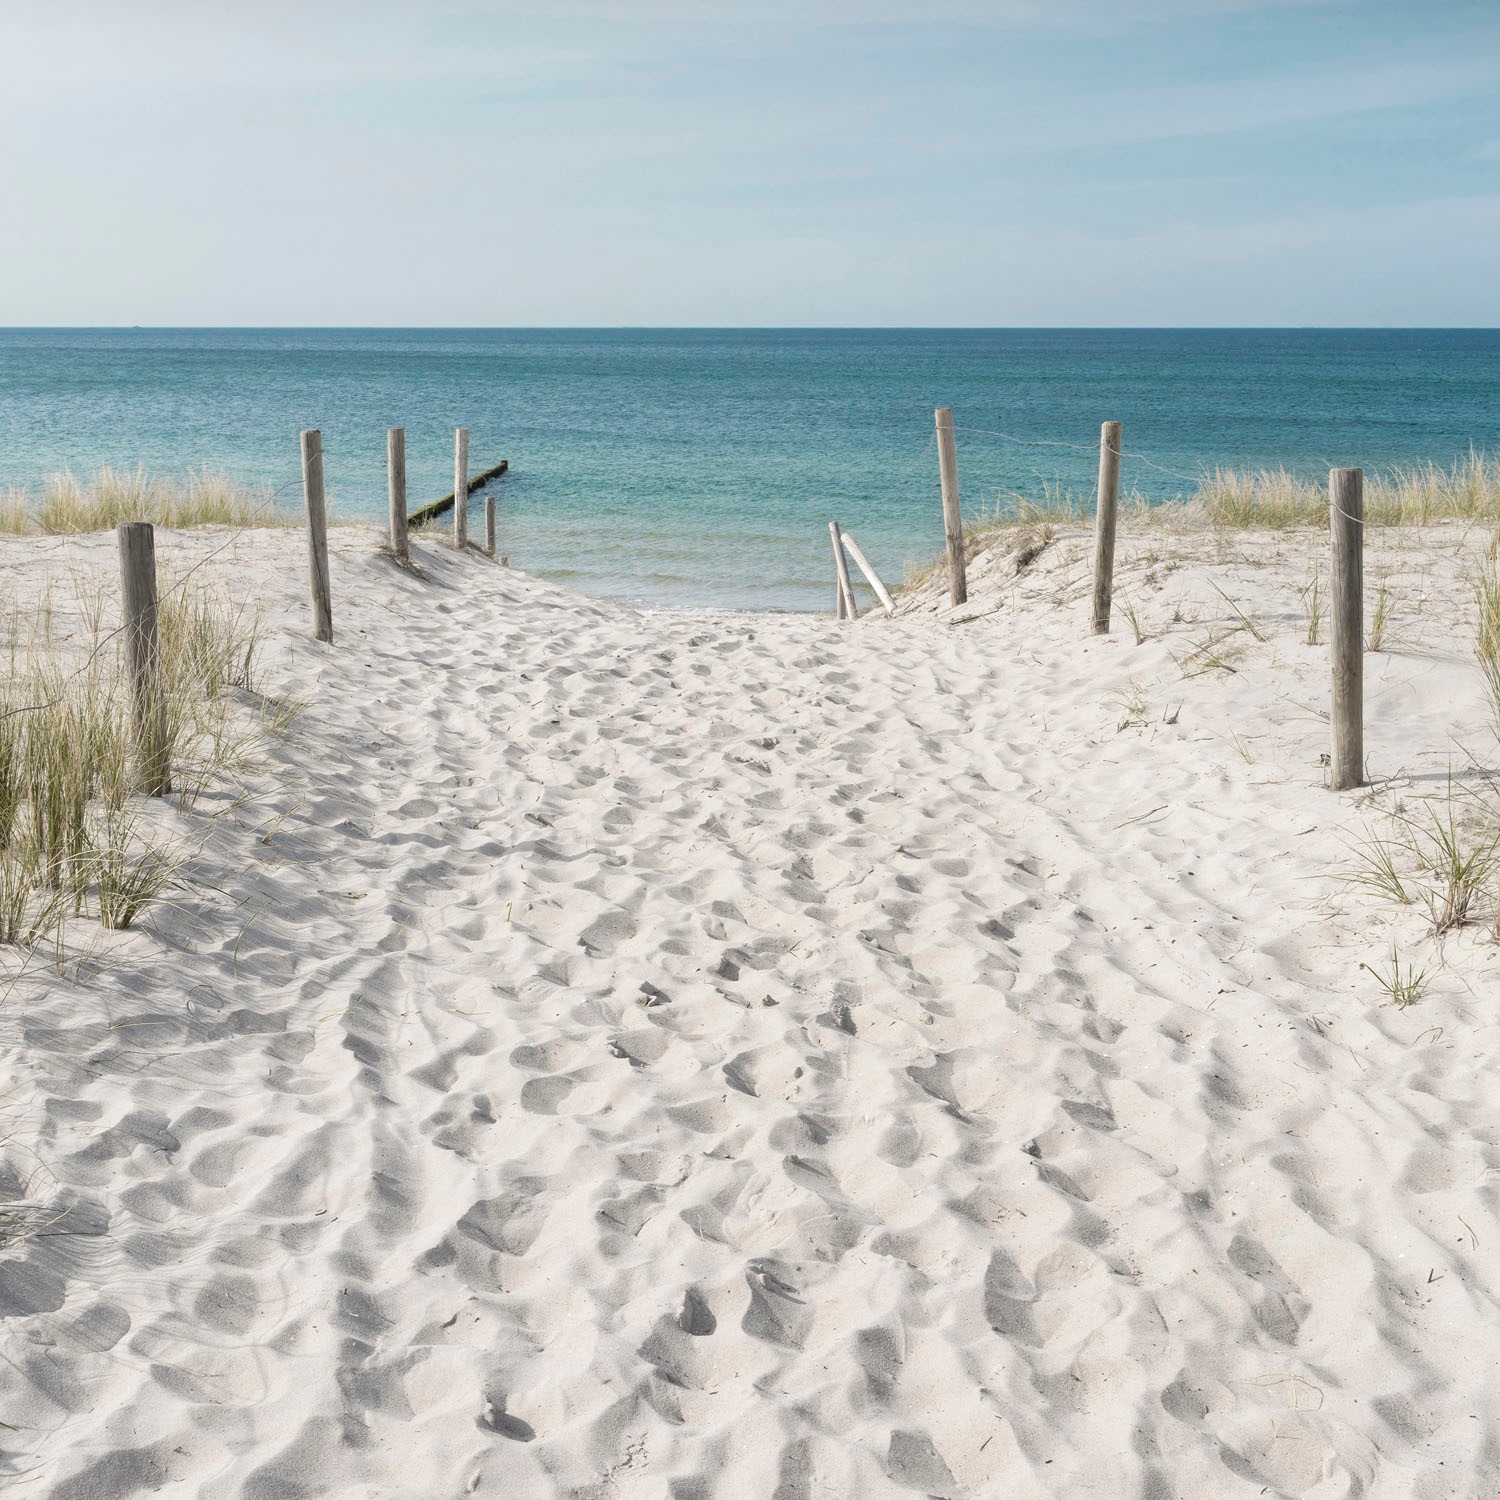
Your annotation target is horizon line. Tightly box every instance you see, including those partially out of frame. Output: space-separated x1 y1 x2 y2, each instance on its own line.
3 324 1499 334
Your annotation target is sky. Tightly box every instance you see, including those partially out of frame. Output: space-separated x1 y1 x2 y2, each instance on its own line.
2 0 1498 326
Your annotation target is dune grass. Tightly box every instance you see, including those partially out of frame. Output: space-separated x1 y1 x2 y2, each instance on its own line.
894 452 1500 606
1345 772 1500 947
1196 453 1500 530
1476 543 1500 739
935 452 1500 557
0 467 299 535
0 488 27 533
0 573 272 952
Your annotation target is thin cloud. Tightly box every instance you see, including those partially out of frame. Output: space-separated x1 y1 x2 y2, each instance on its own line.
444 0 1346 21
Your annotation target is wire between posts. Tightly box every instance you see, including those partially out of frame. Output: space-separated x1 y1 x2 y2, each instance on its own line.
956 424 1215 488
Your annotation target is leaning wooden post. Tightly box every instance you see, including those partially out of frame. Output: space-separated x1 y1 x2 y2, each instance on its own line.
117 522 171 797
1330 467 1364 790
387 427 408 563
1091 420 1123 634
300 429 333 643
935 408 966 606
829 521 857 620
453 427 469 548
839 532 896 617
485 493 497 558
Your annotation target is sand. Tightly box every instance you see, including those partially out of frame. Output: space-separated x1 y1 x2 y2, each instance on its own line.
2 518 1499 1499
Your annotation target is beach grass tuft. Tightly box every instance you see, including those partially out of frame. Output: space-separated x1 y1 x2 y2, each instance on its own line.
1 467 300 535
1196 452 1500 530
896 452 1500 599
1361 945 1432 1008
1348 783 1500 939
0 572 271 951
1476 548 1500 737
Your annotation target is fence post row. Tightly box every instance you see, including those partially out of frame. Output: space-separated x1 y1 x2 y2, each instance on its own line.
300 429 333 644
1091 420 1123 635
117 522 172 797
388 427 408 563
935 407 966 607
453 427 470 548
1329 467 1364 790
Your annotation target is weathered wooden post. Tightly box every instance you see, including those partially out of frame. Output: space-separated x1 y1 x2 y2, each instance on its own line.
829 521 856 620
1091 420 1123 634
485 493 497 558
935 408 966 606
1330 466 1364 790
300 429 333 643
117 522 171 797
387 427 408 563
453 427 469 548
840 532 896 617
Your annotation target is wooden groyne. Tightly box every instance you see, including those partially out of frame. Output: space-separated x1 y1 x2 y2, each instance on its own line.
407 459 509 529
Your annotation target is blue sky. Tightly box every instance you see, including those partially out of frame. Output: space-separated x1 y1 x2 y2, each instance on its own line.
3 0 1498 324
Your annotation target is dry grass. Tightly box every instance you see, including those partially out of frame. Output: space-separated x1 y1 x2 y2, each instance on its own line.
899 453 1500 596
1198 452 1500 531
894 454 1500 615
1360 945 1433 1008
1476 546 1500 737
0 488 28 534
0 467 300 535
1347 780 1500 939
0 574 271 953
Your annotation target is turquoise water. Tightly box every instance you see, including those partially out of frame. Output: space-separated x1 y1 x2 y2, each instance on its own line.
1 328 1496 612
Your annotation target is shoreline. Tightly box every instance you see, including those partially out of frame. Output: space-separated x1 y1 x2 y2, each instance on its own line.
4 324 1498 614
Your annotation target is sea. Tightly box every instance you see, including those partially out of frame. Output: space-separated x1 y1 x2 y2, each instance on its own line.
1 328 1496 613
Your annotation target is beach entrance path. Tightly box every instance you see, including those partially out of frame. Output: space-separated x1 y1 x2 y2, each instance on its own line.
1 525 1494 1500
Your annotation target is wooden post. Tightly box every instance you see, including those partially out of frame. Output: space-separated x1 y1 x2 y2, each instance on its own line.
300 429 333 643
1330 467 1364 790
839 532 896 617
117 522 171 797
830 521 857 620
387 427 408 563
485 493 497 558
453 427 469 548
935 408 966 606
1091 420 1123 634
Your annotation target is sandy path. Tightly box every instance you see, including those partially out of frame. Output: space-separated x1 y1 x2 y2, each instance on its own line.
1 526 1498 1499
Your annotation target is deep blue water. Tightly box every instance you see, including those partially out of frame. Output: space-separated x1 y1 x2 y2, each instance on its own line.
0 328 1495 611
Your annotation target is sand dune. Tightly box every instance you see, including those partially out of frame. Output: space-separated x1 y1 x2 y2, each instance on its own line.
2 520 1498 1499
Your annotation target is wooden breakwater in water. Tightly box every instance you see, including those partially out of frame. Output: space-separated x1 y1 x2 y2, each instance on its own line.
407 458 509 530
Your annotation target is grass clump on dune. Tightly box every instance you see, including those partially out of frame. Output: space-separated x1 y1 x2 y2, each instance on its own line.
1476 540 1500 739
895 452 1500 600
0 574 270 952
0 467 298 535
0 489 28 533
1198 453 1500 530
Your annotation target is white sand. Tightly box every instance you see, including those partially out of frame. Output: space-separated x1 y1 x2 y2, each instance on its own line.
2 519 1498 1499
